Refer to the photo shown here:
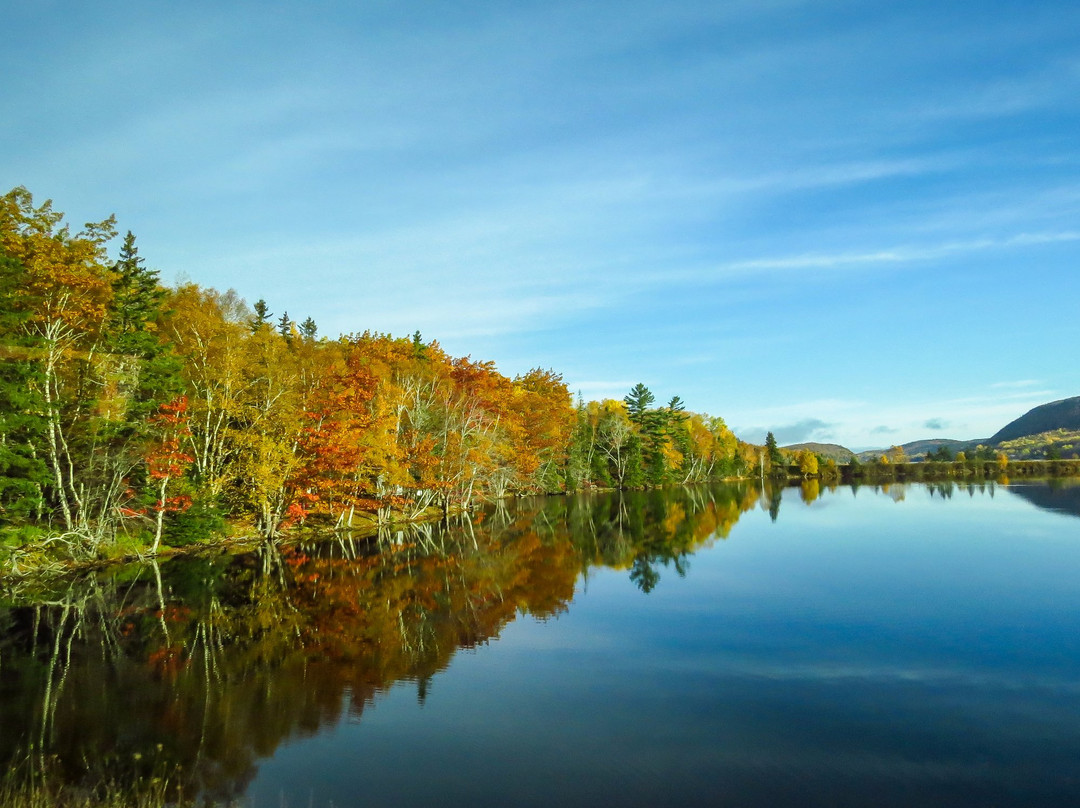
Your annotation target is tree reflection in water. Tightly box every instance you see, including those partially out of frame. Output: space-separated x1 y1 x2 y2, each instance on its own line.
0 482 760 802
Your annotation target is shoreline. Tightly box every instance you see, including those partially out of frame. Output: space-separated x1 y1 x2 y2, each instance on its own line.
4 467 1078 585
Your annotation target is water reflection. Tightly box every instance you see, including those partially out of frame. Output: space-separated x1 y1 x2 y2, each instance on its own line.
1 479 1078 805
0 483 758 801
1007 478 1080 518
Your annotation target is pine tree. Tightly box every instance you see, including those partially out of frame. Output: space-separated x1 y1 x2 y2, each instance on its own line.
108 231 165 357
105 232 179 420
299 317 318 339
624 383 655 425
251 299 272 331
765 432 784 470
277 311 293 343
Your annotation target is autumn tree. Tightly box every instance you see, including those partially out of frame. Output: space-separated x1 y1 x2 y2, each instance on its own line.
162 284 251 501
230 321 313 537
797 449 819 477
296 342 381 528
678 413 735 483
144 396 194 552
509 368 573 493
0 186 128 542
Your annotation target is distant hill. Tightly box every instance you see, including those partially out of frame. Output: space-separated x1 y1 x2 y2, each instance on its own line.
989 396 1080 444
856 438 981 463
783 394 1080 463
783 442 854 462
900 438 974 459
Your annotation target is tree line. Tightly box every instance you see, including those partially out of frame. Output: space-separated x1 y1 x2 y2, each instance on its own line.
0 187 751 557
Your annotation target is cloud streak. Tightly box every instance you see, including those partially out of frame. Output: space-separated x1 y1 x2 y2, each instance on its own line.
720 231 1080 273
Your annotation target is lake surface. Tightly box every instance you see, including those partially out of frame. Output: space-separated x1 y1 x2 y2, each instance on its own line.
3 479 1080 806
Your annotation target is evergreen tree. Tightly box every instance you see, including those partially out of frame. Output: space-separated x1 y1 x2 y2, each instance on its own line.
299 317 318 339
251 299 272 331
625 384 670 484
624 383 655 425
768 484 782 521
665 395 691 481
765 431 784 470
933 445 953 462
108 231 165 357
105 231 179 420
277 311 293 343
848 453 862 475
0 256 49 523
565 398 591 490
630 555 660 593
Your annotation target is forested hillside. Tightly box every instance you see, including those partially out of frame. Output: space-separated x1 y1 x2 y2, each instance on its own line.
989 396 1080 444
0 187 751 557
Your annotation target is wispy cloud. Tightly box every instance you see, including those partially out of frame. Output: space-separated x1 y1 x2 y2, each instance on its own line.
720 231 1080 273
939 389 1057 408
667 156 959 202
991 379 1043 389
923 418 949 431
910 57 1080 123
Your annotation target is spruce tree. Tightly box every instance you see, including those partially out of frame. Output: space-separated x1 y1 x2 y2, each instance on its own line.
251 299 272 331
277 311 293 342
765 431 784 470
106 232 179 417
108 231 165 357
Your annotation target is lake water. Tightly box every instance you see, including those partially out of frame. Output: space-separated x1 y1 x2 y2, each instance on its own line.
2 479 1080 806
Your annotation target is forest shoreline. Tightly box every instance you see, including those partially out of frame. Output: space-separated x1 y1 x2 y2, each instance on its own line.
3 187 1078 589
5 464 1079 586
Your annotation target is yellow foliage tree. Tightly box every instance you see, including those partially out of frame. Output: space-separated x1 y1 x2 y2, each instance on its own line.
797 449 819 477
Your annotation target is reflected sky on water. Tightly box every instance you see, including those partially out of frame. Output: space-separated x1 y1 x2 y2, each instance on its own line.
3 480 1080 806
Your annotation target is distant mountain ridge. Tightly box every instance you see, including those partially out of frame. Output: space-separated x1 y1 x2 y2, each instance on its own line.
853 395 1079 459
776 395 1080 461
898 438 971 457
782 442 854 461
989 396 1080 444
855 438 980 462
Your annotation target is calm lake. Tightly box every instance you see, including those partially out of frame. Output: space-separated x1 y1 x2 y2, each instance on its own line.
3 479 1080 806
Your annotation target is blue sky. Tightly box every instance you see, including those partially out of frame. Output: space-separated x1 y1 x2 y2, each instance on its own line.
3 0 1078 449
